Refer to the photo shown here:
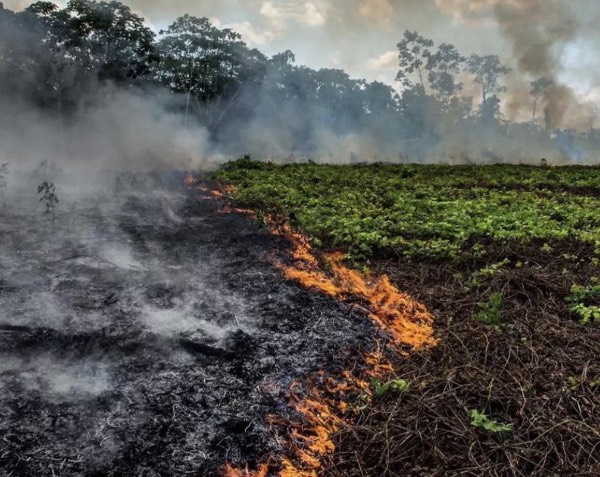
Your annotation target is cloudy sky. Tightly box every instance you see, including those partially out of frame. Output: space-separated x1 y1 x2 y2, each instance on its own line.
5 0 600 101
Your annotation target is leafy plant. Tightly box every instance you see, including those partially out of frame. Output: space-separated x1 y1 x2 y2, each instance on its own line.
38 180 59 222
214 161 600 263
468 259 510 288
566 279 600 324
371 378 409 397
469 409 513 434
474 292 503 328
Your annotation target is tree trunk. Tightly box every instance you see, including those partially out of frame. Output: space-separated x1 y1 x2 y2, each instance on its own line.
185 88 191 127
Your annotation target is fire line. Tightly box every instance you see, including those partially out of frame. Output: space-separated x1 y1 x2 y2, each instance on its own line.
190 179 437 477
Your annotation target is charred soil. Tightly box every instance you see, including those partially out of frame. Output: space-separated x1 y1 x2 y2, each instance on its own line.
0 179 381 476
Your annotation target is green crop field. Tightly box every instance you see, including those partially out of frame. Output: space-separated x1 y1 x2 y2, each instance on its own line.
215 157 600 261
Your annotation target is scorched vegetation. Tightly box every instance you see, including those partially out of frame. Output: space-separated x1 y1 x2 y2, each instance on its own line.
215 158 600 477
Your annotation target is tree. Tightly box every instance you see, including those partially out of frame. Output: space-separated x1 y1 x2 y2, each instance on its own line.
478 95 502 124
154 15 266 128
466 54 511 103
314 68 365 132
396 30 434 91
0 4 50 99
362 81 398 115
28 1 156 82
529 77 553 124
67 0 156 80
426 43 465 99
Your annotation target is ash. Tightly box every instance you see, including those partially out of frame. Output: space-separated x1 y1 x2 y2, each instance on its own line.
0 174 374 476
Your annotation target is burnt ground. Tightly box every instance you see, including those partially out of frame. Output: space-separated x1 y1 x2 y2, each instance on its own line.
0 175 377 477
328 241 600 477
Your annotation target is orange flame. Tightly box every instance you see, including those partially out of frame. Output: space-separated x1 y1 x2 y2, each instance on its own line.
184 173 197 188
272 222 436 351
209 187 436 477
217 205 257 218
222 464 269 477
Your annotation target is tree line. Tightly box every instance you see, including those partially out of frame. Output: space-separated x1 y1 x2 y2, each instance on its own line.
0 1 597 160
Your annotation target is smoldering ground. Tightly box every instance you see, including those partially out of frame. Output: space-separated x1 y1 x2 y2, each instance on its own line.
0 174 380 476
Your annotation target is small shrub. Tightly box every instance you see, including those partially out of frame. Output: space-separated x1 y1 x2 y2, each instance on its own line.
38 180 59 222
474 292 503 329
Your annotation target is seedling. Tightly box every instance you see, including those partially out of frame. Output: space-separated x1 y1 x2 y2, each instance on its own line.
38 180 59 222
566 279 600 325
469 409 513 434
474 292 503 329
371 378 409 398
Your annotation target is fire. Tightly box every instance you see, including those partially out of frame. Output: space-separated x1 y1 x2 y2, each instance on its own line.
272 222 436 351
217 205 257 218
197 182 436 477
222 464 269 477
184 173 197 188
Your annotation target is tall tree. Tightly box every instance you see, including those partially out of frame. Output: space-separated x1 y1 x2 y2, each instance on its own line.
426 43 465 99
30 0 157 81
154 15 266 128
466 54 511 103
396 30 434 91
528 77 553 125
314 68 364 132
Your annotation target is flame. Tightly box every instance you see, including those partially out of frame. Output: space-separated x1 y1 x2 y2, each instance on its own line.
272 222 436 351
217 205 257 218
222 464 269 477
205 186 436 477
184 173 197 188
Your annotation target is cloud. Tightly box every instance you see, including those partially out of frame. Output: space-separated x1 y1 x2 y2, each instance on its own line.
260 0 326 32
358 0 394 25
224 20 276 46
434 0 497 25
367 50 397 71
302 1 326 26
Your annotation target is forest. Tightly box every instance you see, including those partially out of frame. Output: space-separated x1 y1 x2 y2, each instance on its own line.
1 0 598 162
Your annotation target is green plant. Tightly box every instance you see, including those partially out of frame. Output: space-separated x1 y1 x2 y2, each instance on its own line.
371 378 409 398
469 409 513 434
474 292 503 328
214 162 600 263
38 180 59 222
468 259 511 288
566 280 600 324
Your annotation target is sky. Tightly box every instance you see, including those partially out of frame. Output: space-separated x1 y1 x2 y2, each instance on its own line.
5 0 600 103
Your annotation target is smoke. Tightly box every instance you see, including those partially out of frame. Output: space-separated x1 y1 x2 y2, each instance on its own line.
491 0 577 128
1 0 599 167
0 87 213 173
